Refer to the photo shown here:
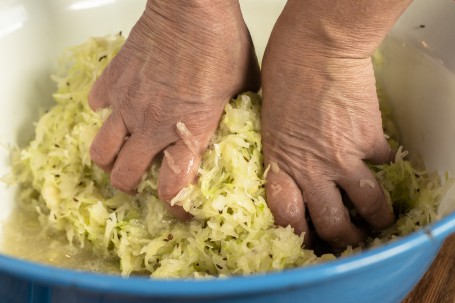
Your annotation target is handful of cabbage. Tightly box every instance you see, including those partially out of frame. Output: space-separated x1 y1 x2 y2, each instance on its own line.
9 34 448 278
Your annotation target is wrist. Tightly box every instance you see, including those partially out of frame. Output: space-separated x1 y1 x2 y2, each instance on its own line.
144 0 243 35
146 0 239 18
282 0 412 58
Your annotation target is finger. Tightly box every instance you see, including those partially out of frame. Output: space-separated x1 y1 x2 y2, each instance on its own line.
265 166 310 247
88 71 112 111
337 161 395 230
158 140 200 220
305 180 367 248
88 56 129 111
365 133 395 165
90 112 128 172
110 131 163 193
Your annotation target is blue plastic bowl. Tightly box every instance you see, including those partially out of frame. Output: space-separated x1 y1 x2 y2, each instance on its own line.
0 213 454 303
1 0 454 302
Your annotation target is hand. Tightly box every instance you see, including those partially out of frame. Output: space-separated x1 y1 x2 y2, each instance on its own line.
261 0 410 248
88 0 260 217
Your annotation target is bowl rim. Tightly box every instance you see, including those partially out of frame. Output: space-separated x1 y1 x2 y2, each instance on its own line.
1 211 454 298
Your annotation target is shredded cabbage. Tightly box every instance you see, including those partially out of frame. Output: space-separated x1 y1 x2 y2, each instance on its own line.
8 35 450 277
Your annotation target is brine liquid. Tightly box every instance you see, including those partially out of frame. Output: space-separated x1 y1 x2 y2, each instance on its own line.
0 206 121 274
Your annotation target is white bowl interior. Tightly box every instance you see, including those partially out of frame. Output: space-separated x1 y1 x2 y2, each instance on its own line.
0 0 454 247
380 0 455 216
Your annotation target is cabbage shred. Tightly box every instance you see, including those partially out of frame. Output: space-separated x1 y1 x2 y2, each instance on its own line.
9 35 448 277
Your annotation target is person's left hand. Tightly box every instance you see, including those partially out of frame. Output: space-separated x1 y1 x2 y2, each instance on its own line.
88 0 260 217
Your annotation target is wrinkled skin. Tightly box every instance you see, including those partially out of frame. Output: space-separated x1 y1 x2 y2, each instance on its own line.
88 0 260 217
90 0 412 248
262 0 411 248
261 38 394 248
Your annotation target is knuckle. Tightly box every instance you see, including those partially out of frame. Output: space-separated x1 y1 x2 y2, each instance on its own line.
312 207 350 242
316 220 346 242
358 199 381 218
157 183 178 203
282 201 304 225
356 185 384 216
90 141 110 167
89 67 118 109
158 172 186 203
110 170 136 193
87 82 103 110
143 102 164 127
268 188 304 226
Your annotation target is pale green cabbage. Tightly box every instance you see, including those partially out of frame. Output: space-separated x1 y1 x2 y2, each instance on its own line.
8 35 449 277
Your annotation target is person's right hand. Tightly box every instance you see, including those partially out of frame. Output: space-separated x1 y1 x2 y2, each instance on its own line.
261 0 411 248
88 0 260 217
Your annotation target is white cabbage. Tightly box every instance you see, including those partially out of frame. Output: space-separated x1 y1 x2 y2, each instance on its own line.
9 35 449 277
